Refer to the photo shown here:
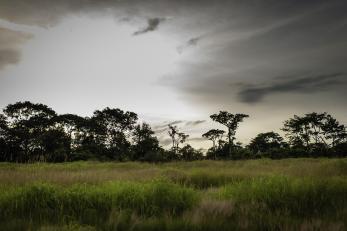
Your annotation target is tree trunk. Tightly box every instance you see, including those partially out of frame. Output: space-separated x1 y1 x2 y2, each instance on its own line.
212 140 216 160
228 128 232 158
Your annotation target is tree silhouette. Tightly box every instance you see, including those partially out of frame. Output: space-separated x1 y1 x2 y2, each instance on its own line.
132 123 160 161
248 132 287 154
202 129 224 159
168 125 189 156
282 112 346 151
3 102 57 162
0 114 9 161
0 101 346 162
53 114 87 160
0 114 7 137
92 107 138 160
210 111 249 157
322 114 346 147
180 144 203 161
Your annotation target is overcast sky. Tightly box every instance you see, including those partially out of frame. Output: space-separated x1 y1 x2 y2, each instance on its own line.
0 0 346 149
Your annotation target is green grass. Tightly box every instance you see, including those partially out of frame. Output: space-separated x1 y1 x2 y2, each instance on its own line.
0 181 198 221
0 158 347 230
220 176 347 217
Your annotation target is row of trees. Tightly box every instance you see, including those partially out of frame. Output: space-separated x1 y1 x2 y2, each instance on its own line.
0 102 160 162
0 101 346 163
202 111 347 159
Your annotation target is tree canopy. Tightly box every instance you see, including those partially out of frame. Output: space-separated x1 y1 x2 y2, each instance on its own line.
0 102 346 162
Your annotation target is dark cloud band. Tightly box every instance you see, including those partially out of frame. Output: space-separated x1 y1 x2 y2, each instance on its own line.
237 73 346 103
133 18 165 35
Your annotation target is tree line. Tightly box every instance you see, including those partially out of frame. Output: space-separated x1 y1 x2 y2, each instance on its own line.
0 101 346 163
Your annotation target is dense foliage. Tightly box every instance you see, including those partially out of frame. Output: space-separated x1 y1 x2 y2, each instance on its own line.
0 102 346 162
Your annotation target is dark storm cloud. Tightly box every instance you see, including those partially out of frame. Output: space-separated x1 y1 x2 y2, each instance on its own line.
237 73 346 103
1 0 347 119
0 0 344 28
0 0 195 28
0 28 32 70
133 18 165 35
155 0 347 112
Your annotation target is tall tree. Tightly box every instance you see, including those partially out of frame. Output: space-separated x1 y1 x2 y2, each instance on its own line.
132 123 160 161
322 114 346 147
248 132 287 154
3 101 57 162
210 111 249 157
92 107 138 159
0 114 7 138
52 114 87 160
202 129 224 159
282 112 346 150
202 129 225 150
39 129 70 162
179 144 203 161
0 114 9 161
168 125 189 155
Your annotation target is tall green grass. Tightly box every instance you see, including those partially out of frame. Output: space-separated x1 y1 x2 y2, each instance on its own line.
220 176 347 218
0 181 198 225
1 158 347 230
165 169 249 189
1 158 347 186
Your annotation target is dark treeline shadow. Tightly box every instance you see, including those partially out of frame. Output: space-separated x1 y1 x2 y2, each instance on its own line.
0 101 346 163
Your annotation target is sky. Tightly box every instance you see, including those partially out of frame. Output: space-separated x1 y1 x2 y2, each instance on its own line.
0 0 346 149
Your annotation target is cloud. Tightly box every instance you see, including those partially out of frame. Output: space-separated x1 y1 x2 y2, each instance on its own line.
0 27 32 70
0 0 183 28
177 36 201 53
168 120 183 125
153 120 184 129
153 120 205 131
0 49 21 70
185 120 206 126
158 137 172 146
133 18 165 35
0 0 346 149
237 73 346 103
188 137 206 142
153 128 168 133
159 136 207 147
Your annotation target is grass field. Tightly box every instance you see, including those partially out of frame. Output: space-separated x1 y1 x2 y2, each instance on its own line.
0 158 347 231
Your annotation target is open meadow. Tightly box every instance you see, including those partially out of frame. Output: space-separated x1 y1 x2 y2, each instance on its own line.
2 0 347 230
0 158 347 231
